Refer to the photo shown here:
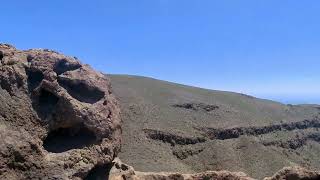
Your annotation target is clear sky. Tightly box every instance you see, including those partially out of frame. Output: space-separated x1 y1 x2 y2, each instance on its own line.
2 0 320 104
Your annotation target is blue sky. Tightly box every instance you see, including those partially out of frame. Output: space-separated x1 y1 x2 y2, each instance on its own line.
2 0 320 104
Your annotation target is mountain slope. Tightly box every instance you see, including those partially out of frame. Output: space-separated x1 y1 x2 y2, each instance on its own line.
109 74 320 179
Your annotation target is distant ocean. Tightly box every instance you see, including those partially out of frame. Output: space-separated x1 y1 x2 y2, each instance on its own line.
259 95 320 105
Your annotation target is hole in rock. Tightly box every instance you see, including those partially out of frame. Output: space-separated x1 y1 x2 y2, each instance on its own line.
26 70 44 91
58 78 105 104
0 51 3 60
84 163 112 180
43 125 97 153
121 164 129 171
35 89 59 119
26 54 34 62
54 59 81 75
0 80 11 93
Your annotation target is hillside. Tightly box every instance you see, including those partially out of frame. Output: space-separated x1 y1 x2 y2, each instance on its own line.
109 74 320 179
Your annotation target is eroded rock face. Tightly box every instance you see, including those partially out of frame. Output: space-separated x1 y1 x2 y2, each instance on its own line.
0 44 121 179
109 158 254 180
109 159 320 180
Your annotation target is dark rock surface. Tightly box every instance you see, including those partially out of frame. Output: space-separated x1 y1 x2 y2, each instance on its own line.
0 44 121 179
144 129 206 146
172 103 219 112
200 119 320 140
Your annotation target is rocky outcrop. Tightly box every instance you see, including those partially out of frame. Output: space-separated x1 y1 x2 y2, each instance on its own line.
172 103 219 112
0 44 121 179
143 129 206 146
262 132 320 150
264 166 320 180
200 119 320 140
172 146 205 160
109 158 254 180
109 159 320 180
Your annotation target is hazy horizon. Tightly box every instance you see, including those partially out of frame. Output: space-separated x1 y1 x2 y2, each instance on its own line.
3 1 320 104
109 73 320 105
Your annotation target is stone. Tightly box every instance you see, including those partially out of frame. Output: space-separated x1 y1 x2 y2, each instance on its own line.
264 166 320 180
109 158 254 180
109 159 320 180
0 44 121 179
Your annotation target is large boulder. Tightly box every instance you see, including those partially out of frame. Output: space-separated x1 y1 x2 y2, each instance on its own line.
0 44 121 179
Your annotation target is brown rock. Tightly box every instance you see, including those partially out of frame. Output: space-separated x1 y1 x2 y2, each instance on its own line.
109 159 320 180
0 44 121 179
109 158 254 180
264 166 320 180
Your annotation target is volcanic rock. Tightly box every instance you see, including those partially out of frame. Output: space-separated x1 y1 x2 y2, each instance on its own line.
109 158 254 180
109 159 320 180
264 166 320 180
0 44 121 179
